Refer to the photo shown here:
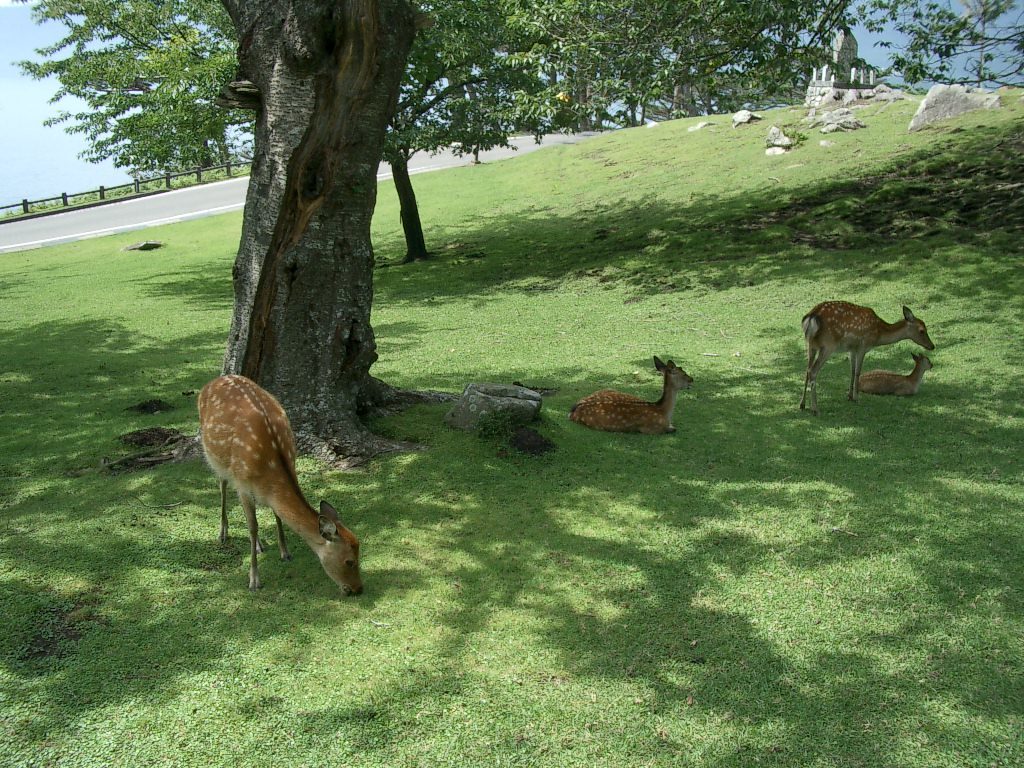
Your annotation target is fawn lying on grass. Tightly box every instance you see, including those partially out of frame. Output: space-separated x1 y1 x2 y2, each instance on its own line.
858 353 933 396
570 356 693 434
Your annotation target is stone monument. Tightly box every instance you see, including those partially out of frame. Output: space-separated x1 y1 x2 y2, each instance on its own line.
805 27 878 109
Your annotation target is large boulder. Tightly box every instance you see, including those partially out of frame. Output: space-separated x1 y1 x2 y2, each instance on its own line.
873 83 905 102
908 84 1000 132
444 383 543 432
809 107 866 133
732 109 762 127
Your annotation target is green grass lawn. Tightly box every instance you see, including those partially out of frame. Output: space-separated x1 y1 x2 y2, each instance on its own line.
1 93 1022 767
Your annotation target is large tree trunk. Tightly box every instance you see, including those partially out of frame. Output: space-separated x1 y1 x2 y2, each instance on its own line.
389 151 429 262
218 0 421 463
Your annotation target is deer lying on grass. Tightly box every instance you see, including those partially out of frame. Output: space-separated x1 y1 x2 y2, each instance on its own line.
197 375 362 595
858 353 933 396
799 301 934 415
570 356 693 434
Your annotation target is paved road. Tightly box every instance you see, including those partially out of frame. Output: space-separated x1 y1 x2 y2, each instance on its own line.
0 133 596 254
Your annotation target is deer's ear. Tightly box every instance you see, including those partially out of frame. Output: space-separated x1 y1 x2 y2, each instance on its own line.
318 514 340 541
903 306 916 322
320 500 340 521
654 356 666 371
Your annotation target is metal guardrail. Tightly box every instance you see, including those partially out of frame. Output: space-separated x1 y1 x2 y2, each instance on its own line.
0 158 252 219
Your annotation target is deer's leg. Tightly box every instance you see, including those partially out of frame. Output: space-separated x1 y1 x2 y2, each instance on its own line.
239 493 261 591
218 479 229 544
805 347 832 415
274 514 292 561
800 346 819 410
849 350 865 401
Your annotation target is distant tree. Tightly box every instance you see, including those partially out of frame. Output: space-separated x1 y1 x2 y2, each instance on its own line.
859 0 1023 85
506 0 851 129
19 0 249 174
384 0 544 262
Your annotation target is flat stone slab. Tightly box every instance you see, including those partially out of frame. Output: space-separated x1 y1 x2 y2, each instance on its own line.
444 383 543 432
123 241 164 251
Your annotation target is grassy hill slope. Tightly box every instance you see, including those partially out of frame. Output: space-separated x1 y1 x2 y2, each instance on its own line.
1 93 1022 768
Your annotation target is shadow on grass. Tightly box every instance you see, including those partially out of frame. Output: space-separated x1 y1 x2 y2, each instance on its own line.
0 319 223 480
375 119 1024 312
314 368 1020 763
2 340 1019 764
133 260 234 311
1 117 1021 766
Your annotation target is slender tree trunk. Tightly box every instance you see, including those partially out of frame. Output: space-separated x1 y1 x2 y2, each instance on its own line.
390 151 429 262
218 0 421 462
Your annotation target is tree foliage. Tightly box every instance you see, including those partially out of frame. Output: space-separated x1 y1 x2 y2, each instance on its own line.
384 0 545 261
505 0 853 128
388 0 542 160
19 0 249 173
859 0 1023 85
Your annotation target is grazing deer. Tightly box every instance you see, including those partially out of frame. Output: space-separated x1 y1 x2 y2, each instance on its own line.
570 356 693 434
799 301 934 415
197 375 362 595
858 353 933 396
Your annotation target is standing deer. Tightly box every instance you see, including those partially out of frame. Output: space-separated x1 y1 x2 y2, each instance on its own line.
858 353 933 396
799 301 934 415
570 356 693 434
197 375 362 595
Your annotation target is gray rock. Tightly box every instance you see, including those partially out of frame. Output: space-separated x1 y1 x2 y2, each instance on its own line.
873 83 905 102
810 107 866 133
765 147 788 156
819 140 835 147
732 109 762 127
841 88 862 105
805 86 843 109
444 383 542 432
766 126 794 148
908 84 1000 132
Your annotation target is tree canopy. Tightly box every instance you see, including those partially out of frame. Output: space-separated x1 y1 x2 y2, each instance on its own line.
859 0 1023 86
506 0 852 128
384 0 545 261
19 0 248 173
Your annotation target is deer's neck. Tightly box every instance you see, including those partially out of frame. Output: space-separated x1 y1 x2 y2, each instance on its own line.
656 381 680 415
269 484 323 547
907 361 928 391
876 319 911 347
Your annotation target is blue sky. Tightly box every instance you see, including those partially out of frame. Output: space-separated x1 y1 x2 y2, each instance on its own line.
0 1 131 205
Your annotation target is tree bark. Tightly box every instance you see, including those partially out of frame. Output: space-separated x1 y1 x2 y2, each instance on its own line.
218 0 421 462
390 151 429 262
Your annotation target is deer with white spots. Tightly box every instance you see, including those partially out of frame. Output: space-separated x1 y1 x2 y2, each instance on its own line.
799 301 935 415
197 375 362 595
858 353 933 396
569 356 693 434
